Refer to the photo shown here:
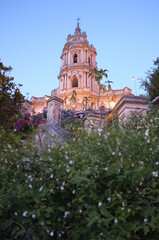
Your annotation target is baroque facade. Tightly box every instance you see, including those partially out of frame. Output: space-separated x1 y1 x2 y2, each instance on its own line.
29 23 133 116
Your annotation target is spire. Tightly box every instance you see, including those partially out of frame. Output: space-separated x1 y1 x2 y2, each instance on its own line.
75 18 81 35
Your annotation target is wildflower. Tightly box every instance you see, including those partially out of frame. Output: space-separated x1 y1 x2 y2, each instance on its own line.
79 209 82 213
112 152 115 155
14 212 18 216
69 160 73 164
98 202 102 207
28 175 32 180
50 232 54 237
50 174 54 179
144 218 148 222
64 212 70 217
22 211 28 217
107 197 111 202
62 181 65 186
114 218 118 223
145 129 149 136
72 190 76 194
39 186 43 192
60 186 64 191
32 214 36 218
105 167 108 171
29 184 32 189
152 171 158 177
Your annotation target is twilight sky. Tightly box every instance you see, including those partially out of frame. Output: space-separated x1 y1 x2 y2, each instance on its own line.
1 0 159 99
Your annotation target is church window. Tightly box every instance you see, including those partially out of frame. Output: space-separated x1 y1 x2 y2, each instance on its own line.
74 54 78 63
88 57 91 65
72 78 78 87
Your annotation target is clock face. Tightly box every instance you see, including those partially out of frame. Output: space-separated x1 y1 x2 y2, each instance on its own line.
73 38 79 43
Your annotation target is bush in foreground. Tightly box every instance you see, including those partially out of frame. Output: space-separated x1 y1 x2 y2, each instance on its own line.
0 109 159 240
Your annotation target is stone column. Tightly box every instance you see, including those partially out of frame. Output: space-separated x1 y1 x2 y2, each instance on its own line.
63 76 65 89
83 72 86 87
65 75 67 89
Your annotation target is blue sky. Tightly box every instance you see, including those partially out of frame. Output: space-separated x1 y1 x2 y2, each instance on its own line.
1 0 159 99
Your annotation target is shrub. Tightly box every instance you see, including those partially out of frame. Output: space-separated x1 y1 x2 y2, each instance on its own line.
0 109 159 239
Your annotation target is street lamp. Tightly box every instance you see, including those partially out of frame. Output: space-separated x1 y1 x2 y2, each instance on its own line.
109 99 116 126
132 76 137 96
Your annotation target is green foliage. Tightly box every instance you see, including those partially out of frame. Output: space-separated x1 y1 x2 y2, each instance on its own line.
141 58 159 103
89 68 112 110
0 60 24 130
0 109 159 239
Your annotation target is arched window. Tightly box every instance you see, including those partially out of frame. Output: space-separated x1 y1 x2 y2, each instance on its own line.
88 57 91 65
73 54 78 63
72 78 78 87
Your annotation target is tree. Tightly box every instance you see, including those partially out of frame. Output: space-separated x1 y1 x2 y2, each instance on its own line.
141 58 159 104
0 60 24 130
89 68 112 109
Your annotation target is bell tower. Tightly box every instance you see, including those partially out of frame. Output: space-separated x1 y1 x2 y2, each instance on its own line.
56 22 99 110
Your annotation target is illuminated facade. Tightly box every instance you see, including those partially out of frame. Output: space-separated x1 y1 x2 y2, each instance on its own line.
30 22 132 116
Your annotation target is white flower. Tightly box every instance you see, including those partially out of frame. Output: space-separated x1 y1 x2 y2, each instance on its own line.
66 169 70 173
147 139 150 143
62 181 65 186
112 152 115 155
29 184 32 189
98 202 102 207
39 186 43 192
22 211 28 217
17 165 19 168
50 174 54 179
32 214 36 219
65 155 69 159
60 186 64 191
72 190 76 194
114 218 118 223
50 232 54 237
64 211 70 216
69 160 73 164
14 212 18 216
156 162 159 165
152 171 158 177
145 129 149 136
105 167 108 171
144 218 148 222
79 209 82 213
107 197 111 202
98 128 102 132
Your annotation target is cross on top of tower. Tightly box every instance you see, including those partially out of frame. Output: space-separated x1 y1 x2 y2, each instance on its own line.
76 17 80 23
75 17 81 35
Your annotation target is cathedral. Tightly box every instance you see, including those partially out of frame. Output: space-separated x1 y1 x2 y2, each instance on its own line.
28 22 134 119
